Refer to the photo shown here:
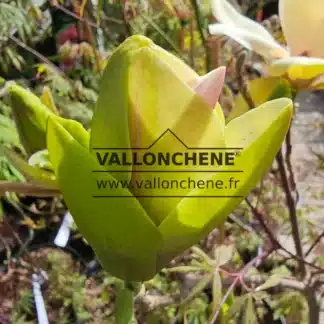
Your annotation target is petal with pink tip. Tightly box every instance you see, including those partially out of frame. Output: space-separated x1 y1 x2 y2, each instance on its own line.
193 67 226 108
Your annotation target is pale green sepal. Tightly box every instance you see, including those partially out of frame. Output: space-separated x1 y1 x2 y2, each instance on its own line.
158 98 292 267
9 84 53 155
9 84 89 154
47 116 162 281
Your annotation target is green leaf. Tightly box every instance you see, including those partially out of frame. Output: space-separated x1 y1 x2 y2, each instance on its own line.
164 266 203 273
191 246 212 264
180 274 212 306
115 286 134 324
255 274 284 292
243 296 257 324
252 291 269 301
214 245 234 266
0 114 21 148
212 271 222 311
47 117 163 281
228 295 248 318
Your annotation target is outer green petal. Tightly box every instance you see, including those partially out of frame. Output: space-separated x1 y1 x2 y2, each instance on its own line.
47 117 162 281
90 36 153 182
9 84 89 154
90 44 131 152
227 77 291 122
158 98 292 267
269 57 324 81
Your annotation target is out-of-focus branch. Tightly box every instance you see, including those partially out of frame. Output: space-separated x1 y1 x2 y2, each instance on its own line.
276 149 306 277
210 252 268 323
9 35 70 81
53 3 123 26
305 230 324 257
236 51 255 108
246 198 324 273
190 0 211 72
285 128 296 191
0 181 60 197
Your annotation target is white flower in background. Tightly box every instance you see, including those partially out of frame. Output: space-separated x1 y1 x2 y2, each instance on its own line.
208 0 289 60
279 0 324 57
208 0 324 89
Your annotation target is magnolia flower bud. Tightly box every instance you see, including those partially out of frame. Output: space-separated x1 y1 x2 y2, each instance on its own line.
45 35 292 281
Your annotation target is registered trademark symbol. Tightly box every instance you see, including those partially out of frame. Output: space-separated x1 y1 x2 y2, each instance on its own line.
234 151 241 157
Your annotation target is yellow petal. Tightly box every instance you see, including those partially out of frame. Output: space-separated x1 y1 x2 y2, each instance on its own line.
128 47 226 224
153 44 199 85
269 57 324 81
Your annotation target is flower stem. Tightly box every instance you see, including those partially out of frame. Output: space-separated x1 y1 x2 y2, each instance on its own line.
276 149 306 278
